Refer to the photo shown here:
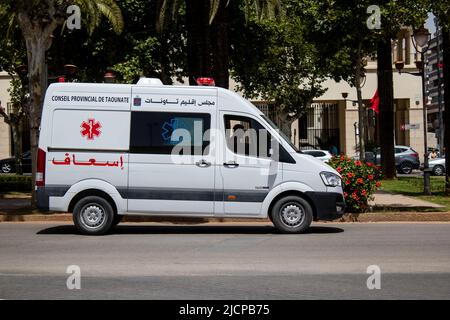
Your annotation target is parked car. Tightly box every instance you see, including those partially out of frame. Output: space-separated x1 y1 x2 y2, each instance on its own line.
369 145 420 174
0 151 32 174
422 157 446 176
302 149 333 162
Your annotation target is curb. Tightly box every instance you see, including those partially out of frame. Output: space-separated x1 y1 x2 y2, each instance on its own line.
2 212 450 223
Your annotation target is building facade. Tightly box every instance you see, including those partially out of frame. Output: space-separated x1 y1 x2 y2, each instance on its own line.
0 71 12 160
291 29 427 161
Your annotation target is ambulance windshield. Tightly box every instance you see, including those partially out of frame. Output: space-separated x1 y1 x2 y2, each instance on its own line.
260 115 300 153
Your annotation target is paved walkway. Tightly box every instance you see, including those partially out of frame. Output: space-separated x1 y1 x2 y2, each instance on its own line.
370 191 445 209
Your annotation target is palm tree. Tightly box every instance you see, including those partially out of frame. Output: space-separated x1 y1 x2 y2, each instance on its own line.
156 0 282 88
0 0 123 204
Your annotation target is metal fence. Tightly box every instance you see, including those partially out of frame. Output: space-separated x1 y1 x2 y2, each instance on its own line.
298 102 340 151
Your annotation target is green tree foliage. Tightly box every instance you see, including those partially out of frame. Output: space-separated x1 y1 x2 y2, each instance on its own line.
0 9 28 175
231 0 332 134
156 0 283 88
0 0 124 204
46 0 186 84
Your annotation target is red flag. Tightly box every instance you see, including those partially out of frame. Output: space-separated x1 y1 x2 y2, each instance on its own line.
370 89 379 114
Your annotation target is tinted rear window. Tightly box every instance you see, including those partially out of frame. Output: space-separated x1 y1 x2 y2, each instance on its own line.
130 111 210 155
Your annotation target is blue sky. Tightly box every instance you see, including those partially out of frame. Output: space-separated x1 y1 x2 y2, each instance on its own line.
426 12 436 35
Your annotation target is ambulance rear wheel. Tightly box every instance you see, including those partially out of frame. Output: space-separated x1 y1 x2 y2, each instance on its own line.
271 196 313 234
73 196 114 235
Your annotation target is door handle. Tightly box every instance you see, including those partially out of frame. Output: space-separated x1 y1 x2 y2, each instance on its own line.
195 159 211 168
223 161 239 168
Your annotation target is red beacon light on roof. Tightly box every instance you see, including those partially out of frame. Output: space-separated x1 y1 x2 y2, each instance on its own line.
196 77 215 86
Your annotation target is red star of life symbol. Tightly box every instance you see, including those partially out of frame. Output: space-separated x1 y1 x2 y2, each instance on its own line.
80 119 102 140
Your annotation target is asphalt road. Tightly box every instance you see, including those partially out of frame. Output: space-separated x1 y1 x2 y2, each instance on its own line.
0 222 450 300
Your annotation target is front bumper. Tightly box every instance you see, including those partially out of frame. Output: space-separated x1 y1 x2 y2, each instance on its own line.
305 191 345 221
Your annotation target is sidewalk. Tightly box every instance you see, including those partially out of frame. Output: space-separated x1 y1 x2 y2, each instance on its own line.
370 191 445 210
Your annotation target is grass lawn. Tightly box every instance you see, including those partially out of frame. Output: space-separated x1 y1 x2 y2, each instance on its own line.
381 176 450 211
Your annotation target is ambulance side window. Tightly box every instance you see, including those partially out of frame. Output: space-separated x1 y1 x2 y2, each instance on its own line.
224 115 271 158
130 111 210 155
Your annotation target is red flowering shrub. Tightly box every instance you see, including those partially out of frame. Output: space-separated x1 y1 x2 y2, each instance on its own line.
328 155 382 213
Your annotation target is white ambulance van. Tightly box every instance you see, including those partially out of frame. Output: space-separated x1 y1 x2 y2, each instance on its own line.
36 78 345 235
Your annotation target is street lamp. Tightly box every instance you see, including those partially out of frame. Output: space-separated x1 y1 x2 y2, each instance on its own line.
411 26 432 195
342 72 368 160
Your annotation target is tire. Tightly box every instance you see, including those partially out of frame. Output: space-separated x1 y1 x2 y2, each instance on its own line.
433 165 445 176
1 163 12 173
398 161 413 174
73 196 115 235
271 196 313 234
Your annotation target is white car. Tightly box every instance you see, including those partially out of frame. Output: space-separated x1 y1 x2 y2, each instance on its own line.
36 78 345 235
428 157 446 176
302 150 333 162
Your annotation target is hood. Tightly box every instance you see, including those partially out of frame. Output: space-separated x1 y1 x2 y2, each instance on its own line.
429 157 445 165
293 152 340 176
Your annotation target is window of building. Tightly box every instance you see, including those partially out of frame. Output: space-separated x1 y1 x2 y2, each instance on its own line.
298 114 308 139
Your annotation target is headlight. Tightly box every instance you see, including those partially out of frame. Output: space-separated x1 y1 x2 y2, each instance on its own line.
320 171 342 187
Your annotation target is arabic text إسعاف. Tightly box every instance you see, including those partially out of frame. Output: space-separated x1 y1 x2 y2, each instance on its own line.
52 153 124 170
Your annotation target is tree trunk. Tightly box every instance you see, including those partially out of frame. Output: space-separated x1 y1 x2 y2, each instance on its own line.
442 29 450 194
18 11 56 205
377 36 396 179
211 1 229 88
185 0 212 85
11 122 23 175
16 2 58 205
26 37 47 205
275 110 294 140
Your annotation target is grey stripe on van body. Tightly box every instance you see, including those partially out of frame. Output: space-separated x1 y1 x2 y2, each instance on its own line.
117 187 216 201
41 185 71 197
36 185 71 211
40 185 268 203
118 187 268 202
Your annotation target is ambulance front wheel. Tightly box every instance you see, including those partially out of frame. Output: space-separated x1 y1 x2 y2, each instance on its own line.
73 196 115 235
271 196 313 234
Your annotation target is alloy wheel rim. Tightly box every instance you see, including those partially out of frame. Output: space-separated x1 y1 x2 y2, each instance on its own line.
280 203 305 228
403 164 412 173
80 204 106 229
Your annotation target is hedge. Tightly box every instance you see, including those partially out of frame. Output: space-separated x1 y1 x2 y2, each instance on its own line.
0 175 32 192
